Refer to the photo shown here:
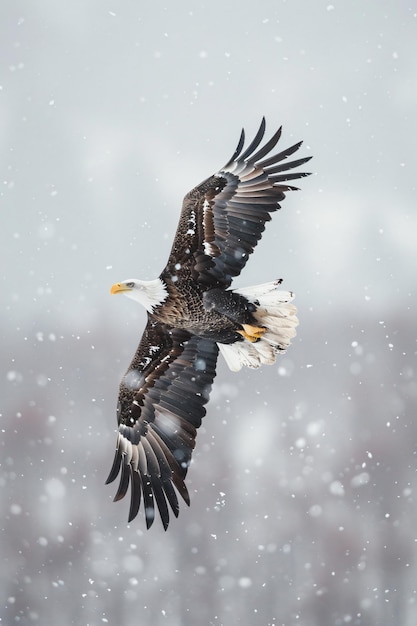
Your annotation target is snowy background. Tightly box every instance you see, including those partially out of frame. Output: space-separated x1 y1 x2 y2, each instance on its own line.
1 1 416 625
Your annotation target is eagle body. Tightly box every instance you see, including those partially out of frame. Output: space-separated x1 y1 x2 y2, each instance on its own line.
154 282 255 341
107 119 311 529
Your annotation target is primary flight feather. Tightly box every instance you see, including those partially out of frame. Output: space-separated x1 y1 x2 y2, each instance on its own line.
106 118 311 529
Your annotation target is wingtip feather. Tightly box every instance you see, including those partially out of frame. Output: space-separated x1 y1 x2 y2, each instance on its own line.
105 446 122 485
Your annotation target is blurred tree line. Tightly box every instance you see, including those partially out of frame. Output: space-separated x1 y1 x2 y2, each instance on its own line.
1 309 416 625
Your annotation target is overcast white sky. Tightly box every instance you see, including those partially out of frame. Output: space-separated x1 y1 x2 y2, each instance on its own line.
1 0 416 328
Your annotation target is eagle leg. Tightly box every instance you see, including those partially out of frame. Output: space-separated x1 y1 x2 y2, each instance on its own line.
237 324 266 343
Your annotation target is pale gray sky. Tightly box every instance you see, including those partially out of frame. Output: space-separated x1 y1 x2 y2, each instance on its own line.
1 2 416 625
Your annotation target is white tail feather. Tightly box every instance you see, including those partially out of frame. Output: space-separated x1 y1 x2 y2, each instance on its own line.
218 280 299 372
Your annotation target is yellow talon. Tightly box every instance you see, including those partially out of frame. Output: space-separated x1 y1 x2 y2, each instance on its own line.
237 324 266 343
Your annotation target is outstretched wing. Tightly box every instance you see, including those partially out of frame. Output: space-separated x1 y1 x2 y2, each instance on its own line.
106 318 219 530
163 117 312 289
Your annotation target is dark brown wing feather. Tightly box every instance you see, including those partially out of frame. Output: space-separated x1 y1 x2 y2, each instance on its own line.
163 117 312 289
106 319 219 529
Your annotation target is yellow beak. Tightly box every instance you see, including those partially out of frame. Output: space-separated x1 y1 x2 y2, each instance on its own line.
110 282 131 295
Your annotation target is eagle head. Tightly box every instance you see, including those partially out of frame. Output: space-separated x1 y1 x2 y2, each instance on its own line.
110 278 168 313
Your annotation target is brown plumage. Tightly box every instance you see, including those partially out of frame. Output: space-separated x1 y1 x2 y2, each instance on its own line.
106 118 312 529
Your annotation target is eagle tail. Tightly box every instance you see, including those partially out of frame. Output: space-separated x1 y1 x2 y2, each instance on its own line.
218 280 299 372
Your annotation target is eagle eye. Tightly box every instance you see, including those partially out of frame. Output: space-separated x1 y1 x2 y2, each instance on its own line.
126 282 135 288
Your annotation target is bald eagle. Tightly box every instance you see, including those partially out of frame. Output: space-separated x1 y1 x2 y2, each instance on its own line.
106 118 311 529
